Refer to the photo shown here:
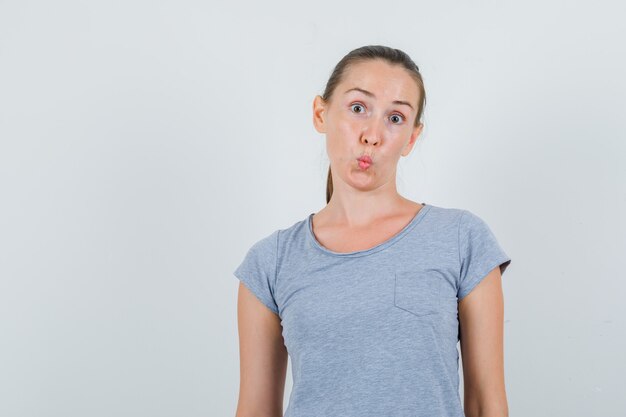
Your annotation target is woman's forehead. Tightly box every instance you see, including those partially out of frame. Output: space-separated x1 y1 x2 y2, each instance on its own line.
339 60 419 103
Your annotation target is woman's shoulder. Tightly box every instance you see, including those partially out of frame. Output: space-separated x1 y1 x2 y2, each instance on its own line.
240 214 310 257
420 203 506 238
421 202 466 223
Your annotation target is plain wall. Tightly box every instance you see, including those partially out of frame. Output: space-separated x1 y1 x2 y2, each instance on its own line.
1 0 624 416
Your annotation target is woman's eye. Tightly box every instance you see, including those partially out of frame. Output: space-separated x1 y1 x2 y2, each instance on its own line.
350 103 365 113
390 114 405 124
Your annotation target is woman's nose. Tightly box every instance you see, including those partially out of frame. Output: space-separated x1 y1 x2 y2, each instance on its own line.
360 117 383 146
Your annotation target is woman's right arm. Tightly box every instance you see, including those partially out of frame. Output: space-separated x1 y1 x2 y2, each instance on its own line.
235 281 288 417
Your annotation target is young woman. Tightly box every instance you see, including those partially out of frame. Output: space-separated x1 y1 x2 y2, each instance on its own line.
234 45 512 417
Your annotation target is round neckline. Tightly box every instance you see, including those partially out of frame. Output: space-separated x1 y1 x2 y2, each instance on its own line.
306 203 432 257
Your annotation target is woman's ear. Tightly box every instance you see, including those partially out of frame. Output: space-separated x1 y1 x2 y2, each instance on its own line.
312 95 327 134
401 123 424 156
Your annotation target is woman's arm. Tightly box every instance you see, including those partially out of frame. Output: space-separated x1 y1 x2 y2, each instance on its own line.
235 282 288 417
458 266 509 417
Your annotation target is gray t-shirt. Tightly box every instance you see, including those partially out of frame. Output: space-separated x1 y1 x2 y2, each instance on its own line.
233 203 511 417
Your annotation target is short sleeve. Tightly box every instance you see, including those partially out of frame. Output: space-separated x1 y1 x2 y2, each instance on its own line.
457 210 511 300
233 230 280 315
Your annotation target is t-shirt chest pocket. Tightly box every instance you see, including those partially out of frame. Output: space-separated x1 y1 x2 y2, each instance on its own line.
394 271 457 317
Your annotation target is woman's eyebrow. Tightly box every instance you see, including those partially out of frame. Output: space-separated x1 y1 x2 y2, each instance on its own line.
343 87 414 111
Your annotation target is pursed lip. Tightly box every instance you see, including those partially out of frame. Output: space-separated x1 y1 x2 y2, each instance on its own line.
357 155 373 164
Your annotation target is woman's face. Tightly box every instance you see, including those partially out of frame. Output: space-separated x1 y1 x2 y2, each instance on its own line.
313 59 423 194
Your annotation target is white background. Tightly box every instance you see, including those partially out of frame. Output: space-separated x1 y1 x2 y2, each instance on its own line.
1 1 624 416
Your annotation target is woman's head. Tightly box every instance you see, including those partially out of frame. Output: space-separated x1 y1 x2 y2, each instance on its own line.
312 45 426 203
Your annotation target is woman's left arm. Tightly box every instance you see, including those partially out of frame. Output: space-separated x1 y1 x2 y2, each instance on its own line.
458 265 509 417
